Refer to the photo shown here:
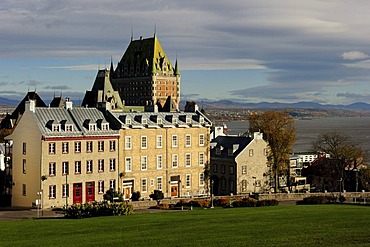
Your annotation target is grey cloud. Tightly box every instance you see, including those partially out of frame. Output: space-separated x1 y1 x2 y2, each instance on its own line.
44 85 71 90
337 92 370 101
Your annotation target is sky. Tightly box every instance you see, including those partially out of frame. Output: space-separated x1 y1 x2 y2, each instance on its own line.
2 0 370 105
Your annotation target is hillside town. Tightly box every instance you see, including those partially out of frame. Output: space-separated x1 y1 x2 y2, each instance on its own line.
0 35 368 210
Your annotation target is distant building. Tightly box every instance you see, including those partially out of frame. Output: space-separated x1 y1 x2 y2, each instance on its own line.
111 35 180 111
210 132 270 195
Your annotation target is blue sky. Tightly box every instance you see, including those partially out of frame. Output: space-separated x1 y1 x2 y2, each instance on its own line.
2 0 370 105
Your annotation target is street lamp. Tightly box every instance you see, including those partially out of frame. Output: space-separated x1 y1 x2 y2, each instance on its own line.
210 179 214 208
353 168 358 203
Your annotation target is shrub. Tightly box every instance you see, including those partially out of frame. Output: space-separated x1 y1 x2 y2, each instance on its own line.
297 196 329 205
150 190 164 201
213 197 230 207
131 191 141 201
65 202 133 219
232 197 257 207
103 189 123 202
256 199 279 207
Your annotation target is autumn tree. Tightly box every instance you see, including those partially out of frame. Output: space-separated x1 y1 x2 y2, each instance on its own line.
248 111 296 192
312 131 367 189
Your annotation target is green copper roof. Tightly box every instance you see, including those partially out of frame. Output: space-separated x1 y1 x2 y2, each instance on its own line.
116 36 178 76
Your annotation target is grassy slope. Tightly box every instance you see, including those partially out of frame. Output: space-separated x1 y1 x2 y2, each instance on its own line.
1 205 370 246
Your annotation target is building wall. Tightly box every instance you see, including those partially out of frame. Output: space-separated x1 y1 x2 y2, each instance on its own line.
10 110 42 207
119 126 209 199
40 137 119 208
235 139 269 194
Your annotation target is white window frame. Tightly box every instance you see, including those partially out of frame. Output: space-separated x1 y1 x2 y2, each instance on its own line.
156 135 163 148
110 179 116 190
157 177 163 191
199 173 205 187
74 141 81 153
75 161 81 174
62 161 69 175
62 142 69 154
141 136 147 149
98 180 104 193
109 140 116 151
141 178 147 193
86 141 93 152
199 134 205 146
49 162 56 176
98 141 104 152
172 154 178 168
49 185 56 199
185 134 191 147
62 184 69 198
185 174 191 188
125 136 132 150
185 153 191 167
125 157 132 172
141 156 148 170
199 153 205 166
156 155 163 169
49 142 56 154
172 135 178 147
86 160 93 173
110 158 116 171
98 159 104 172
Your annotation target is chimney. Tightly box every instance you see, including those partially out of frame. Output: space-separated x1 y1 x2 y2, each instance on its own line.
254 132 263 140
65 97 73 110
26 100 36 113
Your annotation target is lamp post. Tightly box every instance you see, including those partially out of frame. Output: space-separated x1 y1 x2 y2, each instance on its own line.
353 168 358 203
210 179 214 208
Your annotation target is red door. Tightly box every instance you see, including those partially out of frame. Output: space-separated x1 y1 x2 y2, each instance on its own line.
73 183 82 204
171 186 178 197
86 182 95 202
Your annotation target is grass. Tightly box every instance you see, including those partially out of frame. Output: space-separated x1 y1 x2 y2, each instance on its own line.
1 205 370 246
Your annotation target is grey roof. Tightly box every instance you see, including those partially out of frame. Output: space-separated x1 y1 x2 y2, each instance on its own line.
33 107 118 137
210 136 253 158
109 110 211 129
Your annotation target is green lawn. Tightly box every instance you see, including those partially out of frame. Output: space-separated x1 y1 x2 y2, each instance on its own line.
1 205 370 246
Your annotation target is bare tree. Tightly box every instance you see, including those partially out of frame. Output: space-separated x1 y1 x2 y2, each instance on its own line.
249 111 296 192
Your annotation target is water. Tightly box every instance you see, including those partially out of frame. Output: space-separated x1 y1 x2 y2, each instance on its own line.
224 117 370 154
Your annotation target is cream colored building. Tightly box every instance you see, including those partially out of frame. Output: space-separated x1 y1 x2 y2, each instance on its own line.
107 109 212 199
7 100 120 208
210 132 270 195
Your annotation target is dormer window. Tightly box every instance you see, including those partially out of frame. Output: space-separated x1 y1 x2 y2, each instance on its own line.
228 149 233 156
142 118 147 125
157 118 162 125
126 118 131 125
186 117 191 124
89 123 97 131
199 116 205 124
52 124 61 132
65 124 73 132
172 117 178 125
216 148 221 155
101 123 109 131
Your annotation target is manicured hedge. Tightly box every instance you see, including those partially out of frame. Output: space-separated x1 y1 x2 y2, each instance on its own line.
65 201 134 219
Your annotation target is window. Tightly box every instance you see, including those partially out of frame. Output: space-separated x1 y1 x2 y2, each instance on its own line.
86 141 93 152
62 161 69 175
49 162 56 176
199 173 205 187
186 174 191 188
22 142 26 155
22 184 26 196
172 154 178 168
98 141 104 152
141 156 147 170
216 148 221 155
156 135 162 148
126 118 131 125
185 134 191 147
230 166 234 175
221 178 226 191
125 136 132 150
157 177 163 190
101 123 109 130
228 149 233 156
52 124 60 132
49 142 56 154
86 160 93 173
213 164 217 173
110 158 116 171
230 180 234 192
62 184 69 198
98 181 104 193
109 140 116 151
221 165 225 174
75 161 81 174
141 136 147 149
110 179 116 190
22 159 26 174
74 142 81 153
156 155 162 169
172 135 178 147
242 165 247 174
65 124 73 132
185 153 191 167
199 134 205 146
242 180 247 192
125 157 132 172
249 149 254 156
98 159 104 172
150 179 154 187
49 185 56 199
89 123 97 131
199 153 204 166
141 178 147 192
62 142 69 154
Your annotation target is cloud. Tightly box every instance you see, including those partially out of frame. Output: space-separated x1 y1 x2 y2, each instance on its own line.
44 85 71 90
337 92 370 100
43 64 99 71
341 51 369 60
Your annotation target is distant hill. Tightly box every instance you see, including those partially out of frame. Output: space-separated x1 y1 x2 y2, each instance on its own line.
182 100 370 111
0 97 19 106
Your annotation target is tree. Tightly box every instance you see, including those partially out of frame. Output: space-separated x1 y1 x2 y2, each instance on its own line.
249 111 296 192
312 131 367 190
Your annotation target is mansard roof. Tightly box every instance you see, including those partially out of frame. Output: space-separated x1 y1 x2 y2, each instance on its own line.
211 136 253 158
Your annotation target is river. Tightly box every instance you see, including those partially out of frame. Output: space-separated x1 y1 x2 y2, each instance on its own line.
224 117 370 154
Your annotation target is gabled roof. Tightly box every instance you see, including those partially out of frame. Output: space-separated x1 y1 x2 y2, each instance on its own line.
210 136 253 158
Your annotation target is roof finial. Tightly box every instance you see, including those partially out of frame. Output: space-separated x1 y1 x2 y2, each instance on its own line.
131 27 134 41
154 23 157 37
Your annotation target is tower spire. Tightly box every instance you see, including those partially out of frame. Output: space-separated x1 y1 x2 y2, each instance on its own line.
131 27 134 41
154 23 157 37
